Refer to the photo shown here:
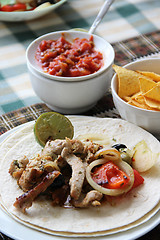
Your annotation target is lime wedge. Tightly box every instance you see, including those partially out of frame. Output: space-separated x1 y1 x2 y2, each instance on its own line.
34 112 74 147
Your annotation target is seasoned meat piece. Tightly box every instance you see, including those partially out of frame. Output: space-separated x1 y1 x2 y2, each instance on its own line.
19 167 43 192
61 147 85 200
41 139 72 158
42 138 85 168
14 171 60 213
18 157 44 191
84 141 101 164
42 138 85 158
9 156 29 180
73 190 103 208
42 138 86 199
41 139 72 168
52 185 69 206
71 139 84 154
18 156 58 191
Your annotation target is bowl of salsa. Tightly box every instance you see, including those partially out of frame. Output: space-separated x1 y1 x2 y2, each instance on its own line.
26 30 115 114
35 34 104 78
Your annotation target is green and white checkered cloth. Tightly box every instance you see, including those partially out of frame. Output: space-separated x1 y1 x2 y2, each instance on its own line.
1 0 160 115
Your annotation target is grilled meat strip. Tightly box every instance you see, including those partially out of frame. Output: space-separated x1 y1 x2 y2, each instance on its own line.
73 190 103 208
61 147 85 200
42 138 85 200
14 170 60 213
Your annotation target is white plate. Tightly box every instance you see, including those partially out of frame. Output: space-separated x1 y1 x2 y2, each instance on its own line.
0 122 159 240
0 0 66 22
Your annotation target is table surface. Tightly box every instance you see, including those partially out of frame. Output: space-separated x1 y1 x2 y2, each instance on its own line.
0 0 160 239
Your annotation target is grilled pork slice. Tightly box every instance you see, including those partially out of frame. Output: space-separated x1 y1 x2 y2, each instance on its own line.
41 138 85 159
14 171 60 213
41 139 71 157
61 147 85 200
9 156 29 180
18 156 58 192
42 139 86 200
73 190 103 208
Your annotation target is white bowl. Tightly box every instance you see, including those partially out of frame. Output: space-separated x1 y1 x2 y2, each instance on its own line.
27 30 114 82
0 0 66 22
26 30 115 114
111 58 160 137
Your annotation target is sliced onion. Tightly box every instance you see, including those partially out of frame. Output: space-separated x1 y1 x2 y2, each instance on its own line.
94 148 121 161
77 133 110 146
44 161 60 172
86 158 134 196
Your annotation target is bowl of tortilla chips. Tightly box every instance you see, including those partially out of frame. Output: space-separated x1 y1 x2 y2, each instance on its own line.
111 58 160 137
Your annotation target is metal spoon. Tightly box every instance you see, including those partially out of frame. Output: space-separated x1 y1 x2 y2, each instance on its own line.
88 0 115 34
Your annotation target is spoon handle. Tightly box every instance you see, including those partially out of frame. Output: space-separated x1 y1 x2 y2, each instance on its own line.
88 0 115 34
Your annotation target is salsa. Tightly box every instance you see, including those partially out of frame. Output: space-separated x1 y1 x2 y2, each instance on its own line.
35 35 103 77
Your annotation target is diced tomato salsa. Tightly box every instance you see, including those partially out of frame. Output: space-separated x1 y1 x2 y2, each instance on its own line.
35 35 103 77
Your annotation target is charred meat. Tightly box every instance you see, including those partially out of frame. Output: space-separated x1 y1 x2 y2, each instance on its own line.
14 171 61 213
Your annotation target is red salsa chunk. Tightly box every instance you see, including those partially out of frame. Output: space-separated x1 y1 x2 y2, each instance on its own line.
35 35 103 77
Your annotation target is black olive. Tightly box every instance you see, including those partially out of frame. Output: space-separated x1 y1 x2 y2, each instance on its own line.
112 144 132 165
112 144 127 151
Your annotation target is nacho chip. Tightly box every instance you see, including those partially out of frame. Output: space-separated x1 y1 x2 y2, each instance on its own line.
113 65 140 98
144 97 160 110
131 91 142 100
139 77 156 93
128 99 148 109
134 94 145 104
129 98 156 110
123 96 131 102
137 71 160 82
144 84 160 102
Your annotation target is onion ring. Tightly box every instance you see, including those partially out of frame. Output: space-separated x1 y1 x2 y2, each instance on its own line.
86 158 134 196
94 148 121 161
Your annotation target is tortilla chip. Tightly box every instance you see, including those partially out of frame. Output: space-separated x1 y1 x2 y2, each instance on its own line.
144 84 160 102
144 97 160 110
113 65 140 98
123 96 131 102
128 99 146 109
124 94 159 110
125 94 155 110
130 91 142 100
134 94 145 104
139 77 156 93
137 71 160 82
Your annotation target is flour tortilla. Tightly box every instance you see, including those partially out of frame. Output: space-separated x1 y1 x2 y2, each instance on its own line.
0 116 160 237
0 121 34 166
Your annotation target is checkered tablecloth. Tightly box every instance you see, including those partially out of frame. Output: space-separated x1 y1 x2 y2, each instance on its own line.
1 0 160 115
